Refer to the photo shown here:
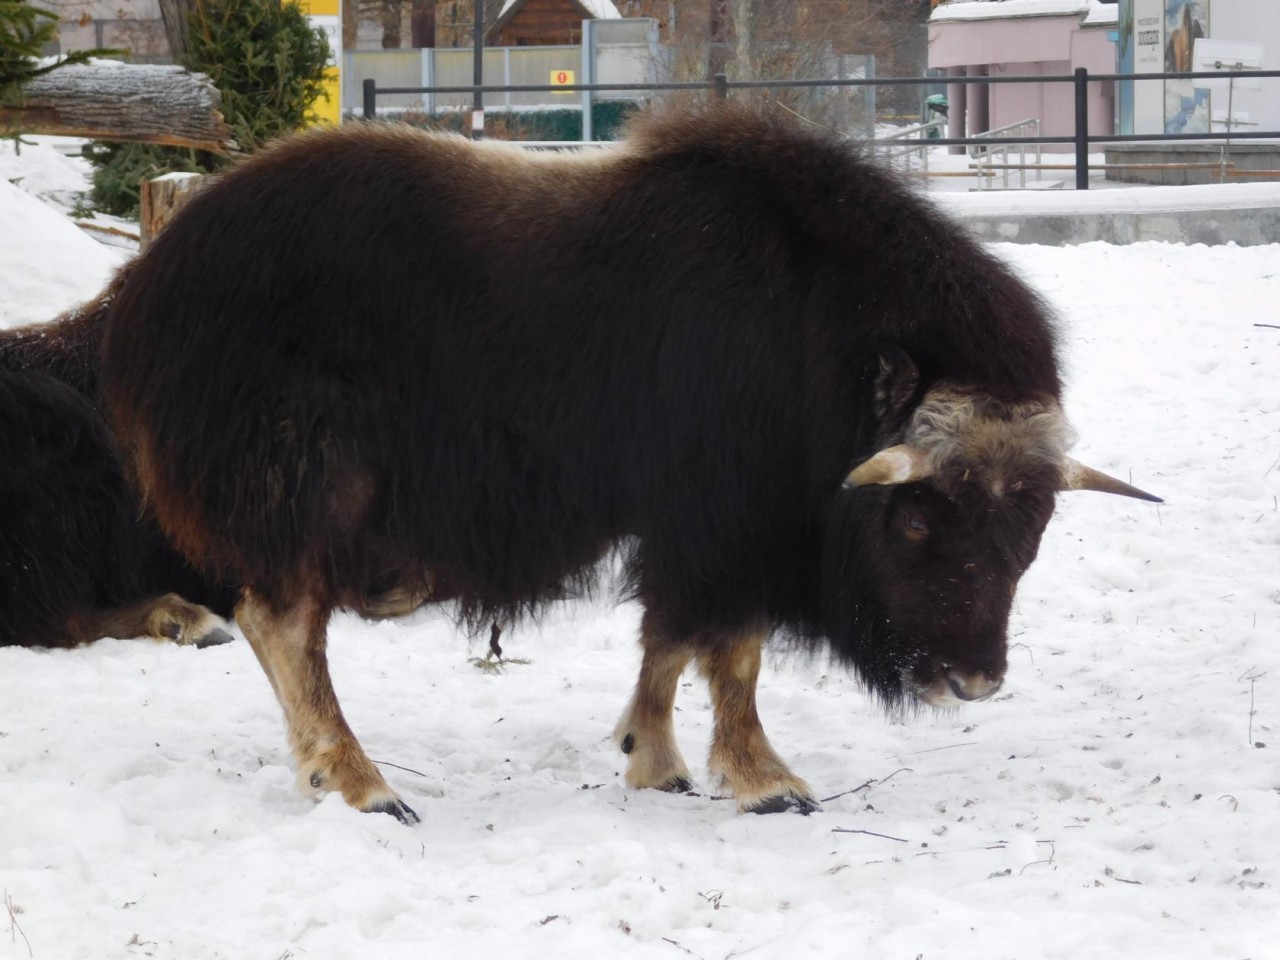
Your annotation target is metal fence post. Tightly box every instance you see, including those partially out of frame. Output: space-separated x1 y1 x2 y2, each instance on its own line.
582 18 594 142
713 73 728 100
1074 67 1089 190
471 0 484 139
362 78 376 120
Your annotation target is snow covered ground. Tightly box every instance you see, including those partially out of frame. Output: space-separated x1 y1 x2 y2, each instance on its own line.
1 138 1278 960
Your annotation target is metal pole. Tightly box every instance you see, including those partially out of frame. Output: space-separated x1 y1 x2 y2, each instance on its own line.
865 55 876 142
362 78 376 120
713 73 728 100
581 18 594 142
1222 73 1236 182
472 0 484 139
1074 67 1089 190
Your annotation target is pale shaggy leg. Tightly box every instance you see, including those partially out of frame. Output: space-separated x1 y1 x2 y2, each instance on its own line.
72 593 234 647
698 628 818 815
236 589 419 824
614 629 695 793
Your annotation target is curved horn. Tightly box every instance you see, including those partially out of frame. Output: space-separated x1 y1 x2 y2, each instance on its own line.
844 445 932 488
1061 458 1163 502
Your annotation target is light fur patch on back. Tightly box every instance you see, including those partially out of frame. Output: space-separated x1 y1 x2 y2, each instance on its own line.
904 385 1072 497
420 133 629 231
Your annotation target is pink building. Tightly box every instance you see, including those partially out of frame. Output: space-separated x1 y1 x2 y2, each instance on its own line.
929 0 1119 151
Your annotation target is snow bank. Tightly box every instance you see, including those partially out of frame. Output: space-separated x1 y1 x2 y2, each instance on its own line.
0 140 127 329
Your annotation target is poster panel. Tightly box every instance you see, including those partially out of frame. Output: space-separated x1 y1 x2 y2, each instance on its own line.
1118 0 1134 134
1164 0 1210 134
1132 0 1165 134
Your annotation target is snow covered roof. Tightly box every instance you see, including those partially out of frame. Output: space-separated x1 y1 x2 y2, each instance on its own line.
1081 2 1119 26
494 0 621 23
931 0 1116 24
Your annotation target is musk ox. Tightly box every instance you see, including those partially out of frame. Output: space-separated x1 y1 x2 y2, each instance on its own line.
1 287 428 648
1 287 239 648
100 104 1158 823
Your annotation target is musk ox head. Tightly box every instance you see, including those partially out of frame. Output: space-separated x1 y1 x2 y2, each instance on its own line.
828 353 1158 711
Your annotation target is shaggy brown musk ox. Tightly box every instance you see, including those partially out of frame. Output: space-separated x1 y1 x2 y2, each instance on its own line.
100 104 1158 822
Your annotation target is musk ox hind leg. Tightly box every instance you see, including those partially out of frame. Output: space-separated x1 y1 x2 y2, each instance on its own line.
698 627 817 816
72 594 234 648
614 614 696 793
236 589 419 824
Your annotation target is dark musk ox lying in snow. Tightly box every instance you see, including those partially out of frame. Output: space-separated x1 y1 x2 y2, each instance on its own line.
0 288 429 648
99 104 1159 823
0 288 239 648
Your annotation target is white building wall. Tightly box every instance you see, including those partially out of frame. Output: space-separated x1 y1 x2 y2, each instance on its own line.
39 0 168 60
1208 1 1280 133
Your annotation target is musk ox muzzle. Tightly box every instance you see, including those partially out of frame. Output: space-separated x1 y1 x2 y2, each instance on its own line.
914 662 1004 706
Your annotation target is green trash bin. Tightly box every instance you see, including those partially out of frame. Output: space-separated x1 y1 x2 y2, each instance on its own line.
923 94 948 138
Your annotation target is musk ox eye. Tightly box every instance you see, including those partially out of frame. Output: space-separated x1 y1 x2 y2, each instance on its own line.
905 513 929 537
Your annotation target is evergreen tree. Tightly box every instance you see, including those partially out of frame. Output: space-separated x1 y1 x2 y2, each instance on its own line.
0 0 94 108
184 0 331 153
88 0 331 217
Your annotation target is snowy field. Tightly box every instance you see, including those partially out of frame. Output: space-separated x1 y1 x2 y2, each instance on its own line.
1 138 1278 960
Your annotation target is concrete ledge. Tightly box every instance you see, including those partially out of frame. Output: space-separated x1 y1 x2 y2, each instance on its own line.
1104 142 1280 187
932 181 1280 246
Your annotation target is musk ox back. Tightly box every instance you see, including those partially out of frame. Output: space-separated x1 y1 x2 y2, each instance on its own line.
101 104 1157 822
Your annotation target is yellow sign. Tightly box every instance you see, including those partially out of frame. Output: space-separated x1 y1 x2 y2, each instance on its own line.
550 69 576 94
296 0 342 125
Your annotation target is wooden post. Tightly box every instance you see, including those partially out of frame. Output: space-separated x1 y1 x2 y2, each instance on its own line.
140 173 205 251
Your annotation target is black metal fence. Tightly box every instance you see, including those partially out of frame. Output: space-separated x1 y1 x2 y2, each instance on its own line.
361 68 1280 190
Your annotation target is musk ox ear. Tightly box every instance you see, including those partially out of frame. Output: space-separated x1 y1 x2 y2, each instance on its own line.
843 445 932 488
874 349 920 422
1060 458 1163 502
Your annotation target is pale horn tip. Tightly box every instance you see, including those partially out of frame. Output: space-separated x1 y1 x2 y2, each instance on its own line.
1062 459 1163 503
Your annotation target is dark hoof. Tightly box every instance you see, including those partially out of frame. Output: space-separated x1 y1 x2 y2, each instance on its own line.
662 775 694 793
369 798 420 825
620 733 635 755
195 628 236 649
747 794 820 816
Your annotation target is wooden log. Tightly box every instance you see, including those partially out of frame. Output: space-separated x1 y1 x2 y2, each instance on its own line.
0 63 235 155
75 220 141 244
140 172 206 251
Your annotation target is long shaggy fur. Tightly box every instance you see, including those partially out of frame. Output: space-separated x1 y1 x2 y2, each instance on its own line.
101 104 1064 700
0 285 237 647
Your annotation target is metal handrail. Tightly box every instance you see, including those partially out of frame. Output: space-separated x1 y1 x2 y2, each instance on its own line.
874 120 946 175
969 119 1043 190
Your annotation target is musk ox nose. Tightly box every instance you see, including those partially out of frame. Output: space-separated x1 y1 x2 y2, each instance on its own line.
944 669 1003 702
912 661 1005 706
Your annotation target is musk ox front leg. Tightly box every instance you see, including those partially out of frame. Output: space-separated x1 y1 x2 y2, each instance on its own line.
614 616 695 793
236 590 419 824
698 628 817 815
615 617 816 814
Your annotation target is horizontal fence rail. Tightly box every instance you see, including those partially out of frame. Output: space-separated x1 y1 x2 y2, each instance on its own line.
362 68 1280 190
